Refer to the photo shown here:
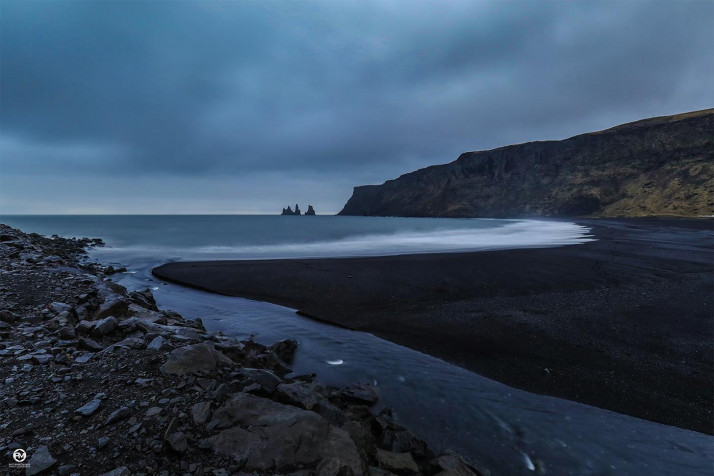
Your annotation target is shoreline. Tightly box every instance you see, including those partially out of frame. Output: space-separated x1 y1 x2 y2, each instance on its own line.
0 223 486 476
153 217 714 434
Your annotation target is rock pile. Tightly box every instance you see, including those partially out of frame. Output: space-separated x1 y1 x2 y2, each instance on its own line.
0 224 487 476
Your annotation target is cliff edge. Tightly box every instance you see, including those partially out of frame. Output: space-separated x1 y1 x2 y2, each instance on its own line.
339 109 714 218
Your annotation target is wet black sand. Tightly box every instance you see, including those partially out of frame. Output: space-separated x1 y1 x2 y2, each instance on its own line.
153 218 714 434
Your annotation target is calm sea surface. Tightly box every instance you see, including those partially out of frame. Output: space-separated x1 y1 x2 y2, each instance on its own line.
1 215 711 476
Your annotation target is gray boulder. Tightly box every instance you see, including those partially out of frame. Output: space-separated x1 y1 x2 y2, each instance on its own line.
375 449 419 474
160 342 234 376
91 316 118 337
239 368 282 393
94 295 129 320
276 382 319 410
104 407 130 426
205 393 361 473
269 339 298 364
75 320 94 334
191 401 212 425
430 451 485 476
75 399 102 417
146 335 171 351
342 383 379 406
26 445 56 476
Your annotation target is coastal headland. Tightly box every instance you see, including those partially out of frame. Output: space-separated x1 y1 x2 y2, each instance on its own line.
339 109 713 218
153 218 714 434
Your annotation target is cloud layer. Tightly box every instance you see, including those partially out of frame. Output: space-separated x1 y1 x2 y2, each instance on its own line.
1 1 712 213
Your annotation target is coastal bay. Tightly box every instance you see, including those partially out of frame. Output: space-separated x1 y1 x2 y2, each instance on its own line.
153 218 714 434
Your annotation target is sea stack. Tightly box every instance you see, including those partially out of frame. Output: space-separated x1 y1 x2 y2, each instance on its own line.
281 204 316 215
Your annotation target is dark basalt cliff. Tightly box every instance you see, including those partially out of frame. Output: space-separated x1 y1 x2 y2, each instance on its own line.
339 109 714 218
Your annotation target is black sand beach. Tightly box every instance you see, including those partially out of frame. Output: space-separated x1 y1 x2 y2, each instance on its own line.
153 218 714 434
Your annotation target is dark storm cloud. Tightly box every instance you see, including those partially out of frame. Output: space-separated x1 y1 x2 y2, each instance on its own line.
1 0 712 212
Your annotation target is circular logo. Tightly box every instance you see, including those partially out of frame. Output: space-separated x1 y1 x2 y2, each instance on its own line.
12 449 26 463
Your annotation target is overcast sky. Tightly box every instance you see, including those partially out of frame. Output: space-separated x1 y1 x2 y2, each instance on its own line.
1 1 712 214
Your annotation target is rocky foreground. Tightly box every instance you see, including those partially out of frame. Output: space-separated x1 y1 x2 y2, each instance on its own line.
0 224 487 476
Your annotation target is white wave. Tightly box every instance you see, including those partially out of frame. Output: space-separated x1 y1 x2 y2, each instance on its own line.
91 219 593 261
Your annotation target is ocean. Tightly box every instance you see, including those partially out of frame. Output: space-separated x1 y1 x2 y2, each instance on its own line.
1 215 711 476
0 215 593 262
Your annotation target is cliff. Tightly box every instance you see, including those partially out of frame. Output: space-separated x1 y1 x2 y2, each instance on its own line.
339 109 714 218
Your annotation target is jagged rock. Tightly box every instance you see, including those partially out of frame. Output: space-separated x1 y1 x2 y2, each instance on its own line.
58 326 75 339
76 399 102 416
74 352 94 364
166 431 188 453
129 289 159 311
146 335 171 351
104 407 130 426
269 339 297 364
191 401 212 424
430 451 485 476
205 393 361 473
75 320 94 334
316 456 360 476
250 351 292 377
49 302 72 313
305 205 316 215
281 206 295 216
239 368 282 393
94 295 129 320
276 382 319 410
145 406 163 418
26 445 56 476
184 317 206 331
342 383 379 406
160 343 234 376
374 412 428 457
315 399 347 427
92 316 118 337
100 336 145 354
0 309 19 323
31 354 52 364
376 449 419 474
78 337 104 351
342 419 378 468
169 326 204 341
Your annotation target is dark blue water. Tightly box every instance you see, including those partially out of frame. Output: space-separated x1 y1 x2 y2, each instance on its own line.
0 215 593 261
2 215 712 476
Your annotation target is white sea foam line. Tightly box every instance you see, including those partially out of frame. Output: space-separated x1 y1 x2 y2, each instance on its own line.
91 220 594 260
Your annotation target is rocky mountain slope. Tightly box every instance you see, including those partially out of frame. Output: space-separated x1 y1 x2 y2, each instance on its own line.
339 109 713 218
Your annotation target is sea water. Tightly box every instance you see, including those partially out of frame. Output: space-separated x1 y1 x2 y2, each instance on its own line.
1 215 712 476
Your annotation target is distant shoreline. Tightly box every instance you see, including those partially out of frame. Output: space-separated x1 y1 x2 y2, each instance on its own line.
153 217 714 434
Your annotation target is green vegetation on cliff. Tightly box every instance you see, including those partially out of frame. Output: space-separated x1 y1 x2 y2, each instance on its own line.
339 109 714 218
